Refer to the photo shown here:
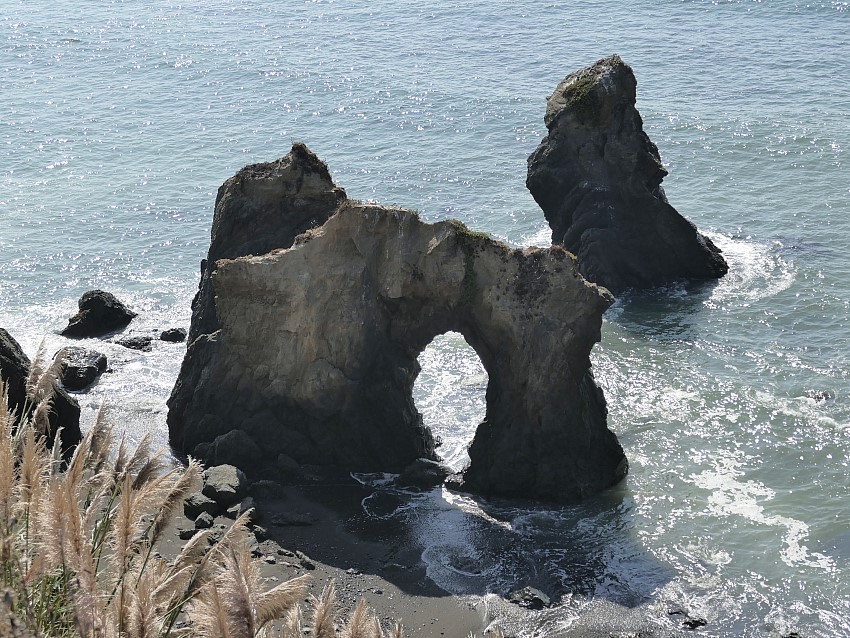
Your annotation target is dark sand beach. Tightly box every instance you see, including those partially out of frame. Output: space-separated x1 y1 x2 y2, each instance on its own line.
162 477 488 637
160 473 690 638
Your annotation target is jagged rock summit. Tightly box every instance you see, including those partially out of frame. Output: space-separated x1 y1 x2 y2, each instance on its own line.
527 54 728 294
168 143 627 503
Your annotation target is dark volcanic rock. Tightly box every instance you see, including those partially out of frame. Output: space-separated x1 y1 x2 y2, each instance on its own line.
202 464 248 507
56 346 107 391
116 335 153 351
60 290 137 337
397 457 453 489
527 55 728 294
0 329 34 421
160 328 187 342
276 453 303 479
507 586 551 610
208 429 263 468
0 328 82 452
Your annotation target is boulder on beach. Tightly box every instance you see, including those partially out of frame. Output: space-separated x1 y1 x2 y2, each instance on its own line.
55 345 107 391
527 54 728 294
60 290 137 338
183 492 219 519
169 144 627 503
202 464 248 507
0 328 82 452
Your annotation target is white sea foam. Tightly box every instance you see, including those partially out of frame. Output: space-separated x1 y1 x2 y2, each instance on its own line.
691 453 834 572
703 234 795 307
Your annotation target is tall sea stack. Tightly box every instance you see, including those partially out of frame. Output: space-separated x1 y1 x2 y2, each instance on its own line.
527 55 728 294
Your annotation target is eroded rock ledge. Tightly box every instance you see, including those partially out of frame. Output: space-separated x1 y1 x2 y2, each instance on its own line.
168 144 627 503
527 54 728 294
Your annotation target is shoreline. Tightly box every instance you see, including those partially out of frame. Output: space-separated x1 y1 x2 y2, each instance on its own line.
163 474 693 638
166 478 489 637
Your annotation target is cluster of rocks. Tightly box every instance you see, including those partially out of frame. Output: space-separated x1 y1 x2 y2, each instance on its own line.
177 463 317 569
49 289 188 391
180 464 255 534
0 291 188 453
0 328 81 453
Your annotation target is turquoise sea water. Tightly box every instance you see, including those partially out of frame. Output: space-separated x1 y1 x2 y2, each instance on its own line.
2 1 849 635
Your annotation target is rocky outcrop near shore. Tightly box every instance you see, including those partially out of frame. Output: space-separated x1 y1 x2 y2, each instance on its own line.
0 328 82 452
60 290 137 337
186 142 346 344
169 145 627 502
527 55 728 294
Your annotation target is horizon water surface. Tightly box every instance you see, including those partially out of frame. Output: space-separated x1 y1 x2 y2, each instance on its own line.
2 1 850 636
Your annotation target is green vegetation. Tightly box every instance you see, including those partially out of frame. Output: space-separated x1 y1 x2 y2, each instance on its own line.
448 220 491 246
449 220 490 307
565 74 600 124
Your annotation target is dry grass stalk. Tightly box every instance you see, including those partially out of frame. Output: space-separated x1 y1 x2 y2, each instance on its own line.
310 580 337 638
1 364 416 638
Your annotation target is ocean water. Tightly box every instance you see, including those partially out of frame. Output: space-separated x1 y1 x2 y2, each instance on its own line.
2 0 849 635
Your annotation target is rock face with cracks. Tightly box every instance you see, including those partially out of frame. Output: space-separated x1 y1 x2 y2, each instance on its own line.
168 144 627 502
527 55 728 294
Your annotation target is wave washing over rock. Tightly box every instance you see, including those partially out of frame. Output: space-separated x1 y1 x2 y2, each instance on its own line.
168 143 627 503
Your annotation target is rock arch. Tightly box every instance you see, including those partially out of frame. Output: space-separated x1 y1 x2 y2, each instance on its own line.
168 145 627 502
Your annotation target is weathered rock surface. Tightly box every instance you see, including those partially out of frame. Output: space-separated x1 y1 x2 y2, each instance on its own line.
397 457 453 490
0 328 82 452
185 142 346 345
202 464 248 507
208 429 262 469
527 54 728 294
168 145 627 502
160 327 187 342
60 290 137 337
116 335 153 351
183 492 219 519
56 346 107 391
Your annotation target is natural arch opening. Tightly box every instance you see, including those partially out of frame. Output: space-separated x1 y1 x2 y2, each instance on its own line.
413 331 488 472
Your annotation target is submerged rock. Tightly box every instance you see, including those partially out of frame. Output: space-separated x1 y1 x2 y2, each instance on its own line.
116 335 153 351
0 328 82 453
527 55 728 294
160 327 187 342
169 145 627 503
507 586 551 610
60 290 137 337
56 345 107 391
